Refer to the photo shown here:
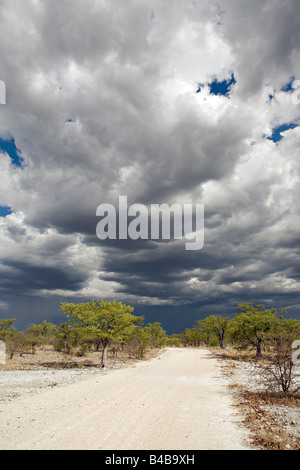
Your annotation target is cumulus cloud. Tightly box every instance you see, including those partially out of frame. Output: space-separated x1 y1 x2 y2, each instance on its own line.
0 0 299 331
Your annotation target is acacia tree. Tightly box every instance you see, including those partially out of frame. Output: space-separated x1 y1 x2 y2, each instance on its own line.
199 315 229 348
0 319 16 342
182 327 202 347
0 319 17 359
60 299 143 367
27 321 57 341
126 325 152 358
54 322 79 355
146 323 167 348
258 318 300 395
26 321 58 352
197 319 214 346
228 303 281 357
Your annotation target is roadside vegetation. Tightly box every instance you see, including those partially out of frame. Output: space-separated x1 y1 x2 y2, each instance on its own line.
0 300 171 368
1 301 299 376
1 300 300 450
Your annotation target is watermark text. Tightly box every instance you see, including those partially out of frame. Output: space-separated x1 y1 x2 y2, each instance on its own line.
0 80 6 105
292 80 300 105
292 340 300 365
96 196 204 251
0 341 5 364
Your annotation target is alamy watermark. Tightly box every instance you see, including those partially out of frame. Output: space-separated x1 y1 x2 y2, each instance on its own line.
0 80 6 105
292 340 300 365
0 340 5 364
96 196 204 251
292 80 300 105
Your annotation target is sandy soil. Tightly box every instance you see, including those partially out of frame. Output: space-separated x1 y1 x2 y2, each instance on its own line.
219 354 300 449
0 348 251 450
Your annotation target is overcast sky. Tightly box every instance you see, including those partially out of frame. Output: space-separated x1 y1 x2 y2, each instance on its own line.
0 0 300 333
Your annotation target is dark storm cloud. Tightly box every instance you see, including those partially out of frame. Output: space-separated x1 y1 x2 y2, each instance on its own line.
222 0 300 97
0 260 85 294
0 0 300 330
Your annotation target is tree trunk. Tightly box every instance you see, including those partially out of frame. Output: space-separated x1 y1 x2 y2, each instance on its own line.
101 342 109 368
256 339 263 357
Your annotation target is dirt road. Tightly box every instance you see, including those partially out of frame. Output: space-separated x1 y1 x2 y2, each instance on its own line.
0 348 251 450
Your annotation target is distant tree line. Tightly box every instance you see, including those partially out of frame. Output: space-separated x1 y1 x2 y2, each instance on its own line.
0 300 168 367
179 303 300 358
178 303 300 396
1 301 300 374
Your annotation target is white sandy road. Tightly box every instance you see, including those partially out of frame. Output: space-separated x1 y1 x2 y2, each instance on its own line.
0 348 251 450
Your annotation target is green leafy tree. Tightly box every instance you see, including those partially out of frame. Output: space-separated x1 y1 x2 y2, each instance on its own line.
24 333 40 354
182 327 202 347
165 334 182 347
26 321 58 350
258 319 300 396
146 322 167 348
199 315 229 349
27 321 57 339
53 322 78 355
60 299 143 367
6 331 27 359
0 319 16 342
126 325 152 358
228 303 281 357
196 319 212 346
270 318 300 343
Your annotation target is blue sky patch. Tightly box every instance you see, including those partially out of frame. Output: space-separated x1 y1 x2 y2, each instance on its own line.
267 122 299 143
208 73 236 97
281 77 295 93
0 137 24 167
0 205 13 217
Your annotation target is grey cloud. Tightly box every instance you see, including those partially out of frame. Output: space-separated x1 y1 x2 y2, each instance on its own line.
0 260 85 294
220 0 300 97
0 0 300 330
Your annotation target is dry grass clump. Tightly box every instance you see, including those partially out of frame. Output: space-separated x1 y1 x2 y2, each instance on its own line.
236 389 300 450
217 345 300 450
0 344 163 371
214 347 263 363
